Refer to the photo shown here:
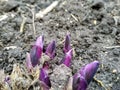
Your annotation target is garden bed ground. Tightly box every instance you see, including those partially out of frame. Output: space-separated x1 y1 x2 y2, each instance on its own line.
0 0 120 90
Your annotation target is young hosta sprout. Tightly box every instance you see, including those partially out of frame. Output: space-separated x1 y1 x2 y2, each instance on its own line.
39 68 51 90
61 49 73 67
26 53 33 72
45 40 56 59
30 35 44 67
80 61 99 84
73 61 99 90
63 34 71 53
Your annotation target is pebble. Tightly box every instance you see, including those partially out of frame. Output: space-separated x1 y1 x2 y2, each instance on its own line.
112 69 117 73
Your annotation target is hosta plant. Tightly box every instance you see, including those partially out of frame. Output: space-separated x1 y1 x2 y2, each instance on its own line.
0 34 99 90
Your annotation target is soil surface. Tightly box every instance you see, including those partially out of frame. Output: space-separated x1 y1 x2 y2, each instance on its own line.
0 0 120 90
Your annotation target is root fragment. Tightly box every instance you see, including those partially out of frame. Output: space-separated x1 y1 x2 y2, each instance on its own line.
94 77 108 90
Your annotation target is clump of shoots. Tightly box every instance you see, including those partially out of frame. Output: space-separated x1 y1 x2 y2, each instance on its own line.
24 34 99 90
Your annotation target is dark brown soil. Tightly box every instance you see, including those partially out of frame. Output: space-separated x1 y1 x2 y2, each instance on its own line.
0 0 120 90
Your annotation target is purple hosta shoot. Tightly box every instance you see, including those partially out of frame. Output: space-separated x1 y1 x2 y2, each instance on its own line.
63 34 71 53
45 40 56 59
26 53 33 72
73 61 99 90
30 35 44 67
61 49 73 67
80 61 99 85
39 68 51 90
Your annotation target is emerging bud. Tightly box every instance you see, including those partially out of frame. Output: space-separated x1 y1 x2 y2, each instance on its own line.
26 53 33 72
45 41 56 59
39 68 51 90
63 34 71 53
80 61 99 84
73 61 99 90
60 49 73 67
30 36 44 67
35 35 44 49
30 46 42 67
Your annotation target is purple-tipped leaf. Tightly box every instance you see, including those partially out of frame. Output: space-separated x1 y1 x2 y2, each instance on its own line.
30 36 44 67
80 61 99 84
26 53 33 72
30 45 42 67
61 49 73 67
63 34 71 53
39 68 51 89
45 41 56 59
73 61 99 90
35 35 44 49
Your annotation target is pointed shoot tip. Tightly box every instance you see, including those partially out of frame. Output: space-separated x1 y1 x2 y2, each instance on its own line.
26 52 33 72
63 34 71 53
35 35 44 49
82 61 99 85
45 40 56 59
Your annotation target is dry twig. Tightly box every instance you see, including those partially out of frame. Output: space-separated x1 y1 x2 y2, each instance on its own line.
25 6 36 37
36 1 59 19
0 15 8 21
104 46 120 49
31 8 36 37
20 15 26 33
94 78 108 90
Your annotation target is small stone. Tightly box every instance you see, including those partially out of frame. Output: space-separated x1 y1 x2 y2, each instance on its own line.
112 69 117 73
93 20 97 25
